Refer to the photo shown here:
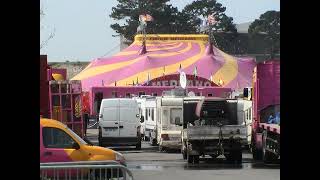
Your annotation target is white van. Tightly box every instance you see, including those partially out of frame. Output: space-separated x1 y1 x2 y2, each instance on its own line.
98 98 143 149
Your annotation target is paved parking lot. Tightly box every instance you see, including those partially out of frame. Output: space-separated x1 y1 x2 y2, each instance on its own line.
86 129 280 180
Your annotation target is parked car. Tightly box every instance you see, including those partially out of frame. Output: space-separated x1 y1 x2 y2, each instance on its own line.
40 118 126 165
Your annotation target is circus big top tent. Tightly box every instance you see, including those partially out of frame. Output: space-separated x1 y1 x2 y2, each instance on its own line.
72 34 256 91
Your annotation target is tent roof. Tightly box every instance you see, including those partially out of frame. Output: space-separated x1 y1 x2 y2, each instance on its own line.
72 34 255 91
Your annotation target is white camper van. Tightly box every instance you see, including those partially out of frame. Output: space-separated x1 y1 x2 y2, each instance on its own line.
142 97 157 145
156 96 184 151
98 98 143 149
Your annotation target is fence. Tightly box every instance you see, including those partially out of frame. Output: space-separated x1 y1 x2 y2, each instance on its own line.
40 160 134 180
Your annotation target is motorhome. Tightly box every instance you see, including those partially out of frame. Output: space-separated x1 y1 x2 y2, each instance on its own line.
156 96 184 151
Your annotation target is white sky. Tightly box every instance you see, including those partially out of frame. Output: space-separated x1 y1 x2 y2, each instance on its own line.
40 0 280 62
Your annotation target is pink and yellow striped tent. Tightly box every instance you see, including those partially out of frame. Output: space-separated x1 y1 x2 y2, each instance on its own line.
72 34 255 91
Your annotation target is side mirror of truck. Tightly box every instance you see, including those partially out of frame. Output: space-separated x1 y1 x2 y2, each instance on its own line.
140 116 144 123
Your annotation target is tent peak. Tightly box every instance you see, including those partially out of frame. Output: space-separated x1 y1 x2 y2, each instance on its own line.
205 42 215 55
138 41 147 55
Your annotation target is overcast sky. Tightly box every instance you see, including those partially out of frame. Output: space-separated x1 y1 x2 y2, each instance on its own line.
40 0 280 62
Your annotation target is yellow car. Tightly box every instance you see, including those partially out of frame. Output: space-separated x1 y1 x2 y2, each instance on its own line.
40 118 126 165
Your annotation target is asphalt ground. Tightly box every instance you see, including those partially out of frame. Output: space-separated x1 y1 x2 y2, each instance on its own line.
86 129 280 180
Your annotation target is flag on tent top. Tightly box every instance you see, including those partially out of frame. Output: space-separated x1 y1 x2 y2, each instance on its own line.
193 66 198 78
207 14 217 25
139 14 154 22
201 19 207 27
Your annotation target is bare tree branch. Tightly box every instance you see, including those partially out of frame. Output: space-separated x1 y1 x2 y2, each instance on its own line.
40 28 56 50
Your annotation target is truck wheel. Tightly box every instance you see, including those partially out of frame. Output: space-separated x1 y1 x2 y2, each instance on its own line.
262 131 276 163
145 136 149 141
151 139 157 146
252 135 262 161
159 146 165 152
187 155 194 163
234 150 242 164
136 142 141 150
182 149 187 160
136 138 142 150
252 146 263 160
193 155 200 164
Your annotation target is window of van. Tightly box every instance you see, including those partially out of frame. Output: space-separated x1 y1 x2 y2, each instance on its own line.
162 109 168 125
145 109 148 121
151 108 154 121
170 108 182 124
43 127 77 149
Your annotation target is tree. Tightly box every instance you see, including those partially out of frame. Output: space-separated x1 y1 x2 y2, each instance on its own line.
110 0 195 42
182 0 237 51
182 0 236 33
248 10 280 59
40 7 56 50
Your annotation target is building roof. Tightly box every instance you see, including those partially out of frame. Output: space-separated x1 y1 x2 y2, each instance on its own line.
235 22 252 33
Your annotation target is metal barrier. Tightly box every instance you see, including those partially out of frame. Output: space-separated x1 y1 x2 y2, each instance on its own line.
40 160 134 180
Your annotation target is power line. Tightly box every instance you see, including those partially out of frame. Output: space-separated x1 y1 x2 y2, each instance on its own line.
99 43 121 58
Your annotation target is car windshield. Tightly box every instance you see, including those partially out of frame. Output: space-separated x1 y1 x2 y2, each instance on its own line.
65 126 88 145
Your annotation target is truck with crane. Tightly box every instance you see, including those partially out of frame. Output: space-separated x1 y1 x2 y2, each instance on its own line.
251 60 280 163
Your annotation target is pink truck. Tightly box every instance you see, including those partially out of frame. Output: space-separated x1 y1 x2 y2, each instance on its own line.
251 60 280 163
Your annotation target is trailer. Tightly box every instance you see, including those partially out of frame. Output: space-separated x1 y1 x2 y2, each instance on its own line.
156 95 184 152
251 60 280 163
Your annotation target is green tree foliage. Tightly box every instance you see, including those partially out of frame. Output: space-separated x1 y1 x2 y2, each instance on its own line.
110 0 195 42
248 10 280 59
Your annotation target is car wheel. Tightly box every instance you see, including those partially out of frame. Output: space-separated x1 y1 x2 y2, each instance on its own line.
136 140 141 150
98 127 103 147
